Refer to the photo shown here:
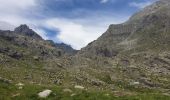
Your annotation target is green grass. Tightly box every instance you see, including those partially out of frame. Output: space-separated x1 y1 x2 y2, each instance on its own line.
0 81 170 100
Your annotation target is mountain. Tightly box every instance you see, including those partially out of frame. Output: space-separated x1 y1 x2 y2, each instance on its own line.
0 25 65 59
0 25 79 86
55 43 78 55
14 24 43 40
79 0 170 57
73 0 170 89
46 40 78 55
0 0 170 99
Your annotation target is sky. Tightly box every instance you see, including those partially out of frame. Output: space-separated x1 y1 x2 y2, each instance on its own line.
0 0 156 50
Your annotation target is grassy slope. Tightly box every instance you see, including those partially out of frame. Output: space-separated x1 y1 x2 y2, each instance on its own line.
0 82 170 100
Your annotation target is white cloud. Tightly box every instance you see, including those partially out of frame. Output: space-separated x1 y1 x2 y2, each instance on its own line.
34 28 49 40
45 18 103 49
129 1 153 9
0 0 37 29
0 0 48 40
44 16 128 49
0 0 36 14
0 21 15 30
0 0 36 8
100 0 109 3
0 15 30 27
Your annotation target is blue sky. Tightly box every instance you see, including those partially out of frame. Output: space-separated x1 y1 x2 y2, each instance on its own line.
0 0 156 49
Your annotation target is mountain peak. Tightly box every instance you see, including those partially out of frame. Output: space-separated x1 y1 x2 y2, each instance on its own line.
14 24 30 32
14 24 42 39
128 0 170 23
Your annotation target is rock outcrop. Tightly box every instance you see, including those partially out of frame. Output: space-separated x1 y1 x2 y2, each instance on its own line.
14 25 42 40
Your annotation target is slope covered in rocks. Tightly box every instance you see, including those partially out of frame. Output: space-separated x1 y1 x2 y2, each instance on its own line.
71 0 170 90
0 0 170 98
0 24 77 85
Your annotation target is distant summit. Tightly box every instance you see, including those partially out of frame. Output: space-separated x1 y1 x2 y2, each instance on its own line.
46 40 77 55
55 43 78 55
14 24 42 39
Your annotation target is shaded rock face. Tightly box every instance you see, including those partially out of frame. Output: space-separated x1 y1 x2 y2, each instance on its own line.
14 25 42 39
46 40 77 55
79 23 135 58
55 43 78 55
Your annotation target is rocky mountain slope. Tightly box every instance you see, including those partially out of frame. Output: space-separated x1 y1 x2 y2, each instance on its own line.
72 0 170 89
80 0 170 57
0 0 170 98
0 25 77 85
0 25 63 60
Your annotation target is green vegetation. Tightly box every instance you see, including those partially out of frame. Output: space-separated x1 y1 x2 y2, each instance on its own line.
0 81 170 100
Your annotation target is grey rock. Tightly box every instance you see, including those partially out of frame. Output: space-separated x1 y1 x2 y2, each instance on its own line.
14 24 42 40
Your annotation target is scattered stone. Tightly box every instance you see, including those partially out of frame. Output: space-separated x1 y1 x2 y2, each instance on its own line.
16 83 24 86
8 51 23 59
54 79 62 85
91 79 104 86
130 81 140 85
38 89 52 98
70 93 76 97
56 63 62 68
33 56 40 61
16 83 24 90
0 77 12 84
74 85 85 89
63 89 73 93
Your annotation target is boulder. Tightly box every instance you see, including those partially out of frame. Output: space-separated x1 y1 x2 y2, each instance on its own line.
74 85 85 89
33 56 40 61
16 83 24 89
38 89 52 98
